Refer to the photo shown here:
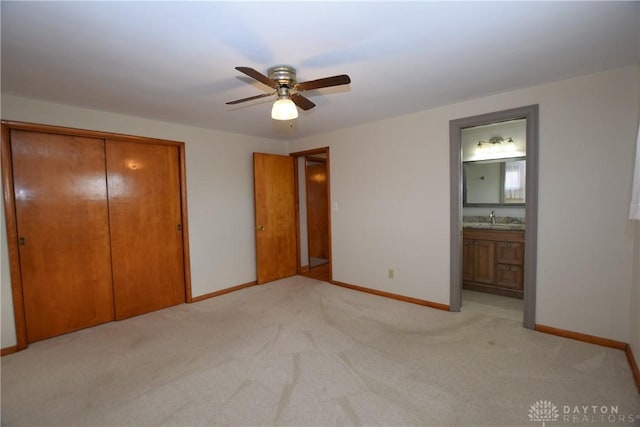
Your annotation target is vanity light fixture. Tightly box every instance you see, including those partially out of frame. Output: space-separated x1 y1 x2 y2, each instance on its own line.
271 97 298 121
505 137 515 150
477 136 514 150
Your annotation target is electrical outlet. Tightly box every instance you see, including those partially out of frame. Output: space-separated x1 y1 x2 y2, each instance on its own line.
388 269 394 279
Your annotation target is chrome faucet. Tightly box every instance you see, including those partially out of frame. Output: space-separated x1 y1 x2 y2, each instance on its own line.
489 210 496 225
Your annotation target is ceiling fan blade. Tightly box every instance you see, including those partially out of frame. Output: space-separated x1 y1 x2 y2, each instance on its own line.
294 74 351 91
290 93 316 111
225 92 274 105
235 66 278 89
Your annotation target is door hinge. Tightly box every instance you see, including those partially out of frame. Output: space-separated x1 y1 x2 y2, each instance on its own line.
177 224 182 232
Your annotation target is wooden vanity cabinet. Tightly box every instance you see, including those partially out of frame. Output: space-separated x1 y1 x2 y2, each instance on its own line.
463 228 524 298
463 239 494 284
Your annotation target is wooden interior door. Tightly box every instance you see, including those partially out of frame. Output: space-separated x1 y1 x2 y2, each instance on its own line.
106 140 185 319
306 161 329 260
253 153 297 284
10 130 115 342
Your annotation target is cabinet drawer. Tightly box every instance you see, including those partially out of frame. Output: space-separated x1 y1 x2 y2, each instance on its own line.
495 264 523 290
495 241 524 265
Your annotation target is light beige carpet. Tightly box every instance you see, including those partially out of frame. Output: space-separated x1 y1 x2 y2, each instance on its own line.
2 276 639 426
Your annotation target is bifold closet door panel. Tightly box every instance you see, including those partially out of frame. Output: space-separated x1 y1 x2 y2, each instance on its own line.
10 130 115 342
106 140 186 319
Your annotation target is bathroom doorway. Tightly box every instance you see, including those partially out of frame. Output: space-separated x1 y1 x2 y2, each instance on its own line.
449 105 539 328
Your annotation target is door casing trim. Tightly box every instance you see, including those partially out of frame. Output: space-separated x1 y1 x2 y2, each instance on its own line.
289 147 332 281
449 105 539 328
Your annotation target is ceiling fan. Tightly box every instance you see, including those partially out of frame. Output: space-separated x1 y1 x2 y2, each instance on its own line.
226 66 351 120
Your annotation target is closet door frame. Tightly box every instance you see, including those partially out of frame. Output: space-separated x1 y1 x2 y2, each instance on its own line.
1 120 193 351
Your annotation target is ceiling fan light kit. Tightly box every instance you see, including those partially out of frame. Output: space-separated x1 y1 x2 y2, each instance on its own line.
226 65 351 121
271 98 298 120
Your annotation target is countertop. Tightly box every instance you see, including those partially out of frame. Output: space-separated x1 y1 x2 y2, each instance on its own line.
463 222 525 231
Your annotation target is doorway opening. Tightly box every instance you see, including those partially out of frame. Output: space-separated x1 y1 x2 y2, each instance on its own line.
291 147 332 282
449 105 539 328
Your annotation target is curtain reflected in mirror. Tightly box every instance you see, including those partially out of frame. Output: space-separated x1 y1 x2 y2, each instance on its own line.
504 159 526 203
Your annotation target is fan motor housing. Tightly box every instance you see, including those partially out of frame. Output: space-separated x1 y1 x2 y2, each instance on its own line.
268 66 297 87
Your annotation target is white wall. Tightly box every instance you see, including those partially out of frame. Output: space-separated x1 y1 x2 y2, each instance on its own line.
0 95 287 348
292 111 454 304
290 65 640 343
632 222 640 368
631 67 640 369
534 67 637 342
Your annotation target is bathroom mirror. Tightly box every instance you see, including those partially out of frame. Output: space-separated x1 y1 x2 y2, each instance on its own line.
463 157 526 206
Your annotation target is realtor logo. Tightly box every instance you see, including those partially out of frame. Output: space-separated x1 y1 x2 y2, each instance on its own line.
529 400 559 427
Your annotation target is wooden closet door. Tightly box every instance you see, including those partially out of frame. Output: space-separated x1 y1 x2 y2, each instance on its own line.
10 130 114 342
106 140 185 319
306 162 329 260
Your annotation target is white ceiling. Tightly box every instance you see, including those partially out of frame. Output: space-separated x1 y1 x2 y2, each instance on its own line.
2 1 639 140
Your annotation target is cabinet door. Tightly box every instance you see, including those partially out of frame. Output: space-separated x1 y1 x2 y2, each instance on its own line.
495 241 524 265
106 140 185 319
472 240 494 284
462 239 474 281
11 130 114 342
